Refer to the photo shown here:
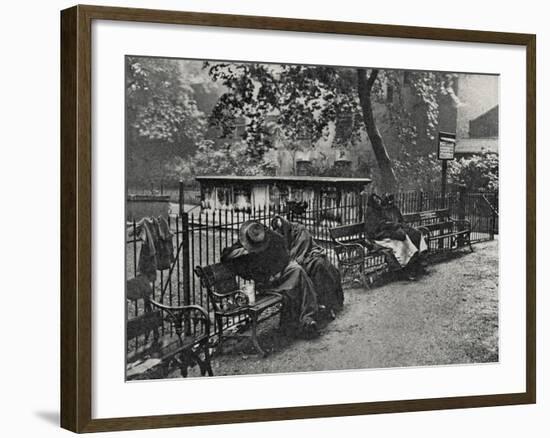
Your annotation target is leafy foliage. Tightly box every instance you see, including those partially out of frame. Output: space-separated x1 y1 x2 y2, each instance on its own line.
449 153 499 191
206 61 458 191
392 152 441 190
206 63 366 153
165 140 279 182
126 57 487 194
126 58 212 187
126 57 206 146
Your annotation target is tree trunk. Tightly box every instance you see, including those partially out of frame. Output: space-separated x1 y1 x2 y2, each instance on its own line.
356 68 398 193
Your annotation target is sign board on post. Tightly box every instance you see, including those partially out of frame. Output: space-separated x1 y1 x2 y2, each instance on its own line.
437 132 456 207
438 131 456 160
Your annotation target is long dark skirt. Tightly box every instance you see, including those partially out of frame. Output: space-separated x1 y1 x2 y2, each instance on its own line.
269 260 319 329
302 255 344 314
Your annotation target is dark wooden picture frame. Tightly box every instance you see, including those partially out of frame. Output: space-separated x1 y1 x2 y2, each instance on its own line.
60 4 536 433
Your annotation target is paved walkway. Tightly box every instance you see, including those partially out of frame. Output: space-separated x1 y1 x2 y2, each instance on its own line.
181 240 499 378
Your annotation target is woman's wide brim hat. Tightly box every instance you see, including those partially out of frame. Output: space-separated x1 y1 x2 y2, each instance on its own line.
239 220 270 253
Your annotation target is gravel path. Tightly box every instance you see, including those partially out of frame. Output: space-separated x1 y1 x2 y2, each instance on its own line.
183 240 498 377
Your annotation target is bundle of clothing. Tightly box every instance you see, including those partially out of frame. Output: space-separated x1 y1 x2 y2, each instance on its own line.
365 194 428 279
221 218 344 339
270 215 344 317
130 216 175 282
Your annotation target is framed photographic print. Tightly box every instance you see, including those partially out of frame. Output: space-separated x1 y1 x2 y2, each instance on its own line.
60 4 536 433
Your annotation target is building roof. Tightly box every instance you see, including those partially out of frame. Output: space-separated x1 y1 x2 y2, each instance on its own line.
469 105 499 138
470 105 499 124
455 138 499 155
195 175 372 185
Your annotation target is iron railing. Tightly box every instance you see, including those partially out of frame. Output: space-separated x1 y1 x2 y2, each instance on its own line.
126 189 498 357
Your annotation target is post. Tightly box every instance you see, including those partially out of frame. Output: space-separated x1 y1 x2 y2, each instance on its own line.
457 185 467 247
440 159 448 209
437 131 456 210
362 187 369 236
438 166 448 250
181 212 191 334
490 192 496 240
179 181 191 333
458 185 466 222
179 180 185 217
358 188 364 222
181 215 190 307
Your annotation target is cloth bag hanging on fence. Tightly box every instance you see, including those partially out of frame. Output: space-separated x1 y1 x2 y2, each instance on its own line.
137 218 158 281
136 216 175 281
156 216 174 271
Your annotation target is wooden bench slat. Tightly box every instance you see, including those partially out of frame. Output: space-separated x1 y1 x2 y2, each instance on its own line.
329 223 365 239
249 294 283 312
402 208 450 223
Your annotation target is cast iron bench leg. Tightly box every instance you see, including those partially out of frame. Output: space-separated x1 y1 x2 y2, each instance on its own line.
250 312 267 357
215 314 224 355
179 353 189 378
204 343 214 376
189 349 206 376
360 260 371 289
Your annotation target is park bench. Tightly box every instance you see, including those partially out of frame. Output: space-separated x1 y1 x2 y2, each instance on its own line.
194 263 283 357
329 223 389 287
402 208 473 253
126 278 213 380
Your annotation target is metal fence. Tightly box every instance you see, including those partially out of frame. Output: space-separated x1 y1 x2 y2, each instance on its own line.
461 191 499 241
393 190 498 243
126 189 498 355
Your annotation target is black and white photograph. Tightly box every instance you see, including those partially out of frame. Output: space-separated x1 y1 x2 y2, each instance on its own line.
125 56 500 380
0 0 544 434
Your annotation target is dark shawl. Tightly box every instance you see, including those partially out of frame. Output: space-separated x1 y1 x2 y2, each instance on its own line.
221 230 317 327
366 194 423 249
221 230 290 284
272 216 344 312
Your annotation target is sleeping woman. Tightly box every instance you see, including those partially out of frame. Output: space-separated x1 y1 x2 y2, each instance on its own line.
271 215 344 318
221 220 320 339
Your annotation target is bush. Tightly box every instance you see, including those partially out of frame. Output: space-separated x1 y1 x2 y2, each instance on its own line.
393 152 441 191
448 153 498 191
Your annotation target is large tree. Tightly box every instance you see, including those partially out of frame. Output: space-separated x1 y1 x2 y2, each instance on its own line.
206 62 456 192
126 57 207 187
356 68 396 190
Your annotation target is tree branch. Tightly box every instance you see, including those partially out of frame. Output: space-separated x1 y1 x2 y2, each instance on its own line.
355 68 398 192
366 69 379 92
